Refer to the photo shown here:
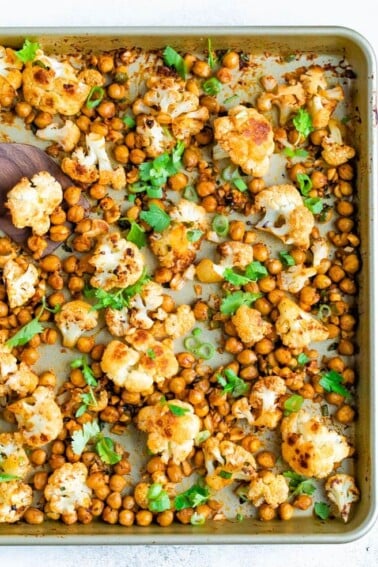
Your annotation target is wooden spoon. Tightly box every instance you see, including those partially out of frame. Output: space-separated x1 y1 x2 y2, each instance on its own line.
0 142 74 253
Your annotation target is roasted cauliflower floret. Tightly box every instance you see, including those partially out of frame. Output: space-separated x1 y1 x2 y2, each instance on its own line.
203 438 257 490
54 300 98 348
281 407 350 478
36 119 81 152
129 281 165 330
302 67 344 129
0 46 23 107
0 237 18 269
89 232 144 291
232 305 273 345
275 297 329 349
0 480 32 523
249 376 286 429
3 259 39 309
7 386 63 448
44 463 92 515
62 133 126 188
277 264 317 294
321 119 355 166
255 184 314 249
0 432 30 479
150 200 208 273
22 50 97 115
231 397 254 425
325 473 360 523
311 237 329 268
172 107 210 140
257 82 306 125
5 171 63 236
300 66 328 95
217 241 254 269
164 305 196 339
136 400 201 464
105 307 129 337
248 472 289 508
0 344 38 397
136 114 175 157
213 105 274 177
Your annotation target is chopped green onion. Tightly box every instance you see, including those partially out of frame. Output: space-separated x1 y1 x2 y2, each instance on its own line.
122 115 136 128
318 304 332 321
207 38 217 69
304 197 323 215
202 77 222 96
284 394 304 415
187 229 203 243
147 483 163 501
297 353 310 366
86 86 105 109
190 512 206 526
192 328 202 337
297 173 313 196
183 186 199 202
163 45 187 79
224 94 239 104
233 178 248 192
279 250 295 267
195 343 215 360
146 186 163 199
212 214 229 237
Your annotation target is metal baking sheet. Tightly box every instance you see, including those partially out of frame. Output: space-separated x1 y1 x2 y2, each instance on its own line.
0 26 376 544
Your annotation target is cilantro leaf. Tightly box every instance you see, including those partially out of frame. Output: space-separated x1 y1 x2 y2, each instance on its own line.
218 470 232 479
314 502 330 520
16 39 40 63
217 368 248 398
174 484 210 510
126 221 147 248
319 370 351 398
283 147 309 158
220 291 262 315
140 204 171 232
297 173 313 196
279 250 295 267
122 115 136 128
167 404 190 416
95 436 121 465
293 108 314 138
71 421 101 456
163 45 187 79
5 318 43 348
283 471 316 496
147 484 171 513
75 390 97 417
244 261 268 281
297 353 310 366
84 287 125 311
70 356 98 387
223 267 251 286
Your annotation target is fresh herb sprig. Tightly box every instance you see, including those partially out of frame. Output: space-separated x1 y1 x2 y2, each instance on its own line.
6 296 60 349
217 368 248 398
71 420 121 464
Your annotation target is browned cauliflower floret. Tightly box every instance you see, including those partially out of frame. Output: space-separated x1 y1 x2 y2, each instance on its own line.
275 297 329 349
248 472 289 508
129 281 165 330
22 50 100 115
7 386 63 448
3 259 39 309
0 344 38 397
0 432 30 479
232 305 273 345
311 237 330 268
0 480 32 523
255 184 314 249
231 397 254 425
62 133 126 188
257 82 306 125
301 67 345 129
325 473 360 523
0 237 18 269
300 66 328 95
105 307 129 337
281 407 350 478
44 463 92 515
0 46 23 107
5 171 63 236
54 300 98 348
321 119 356 166
150 200 208 274
249 376 286 429
203 438 257 490
36 119 81 152
89 232 144 291
213 105 274 176
136 114 175 157
136 400 201 464
164 305 196 339
217 241 254 269
277 264 317 294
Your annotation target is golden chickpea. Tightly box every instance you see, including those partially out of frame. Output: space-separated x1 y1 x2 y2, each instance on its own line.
77 507 93 524
256 451 276 469
30 448 47 466
229 220 245 241
76 336 95 354
293 495 312 510
119 509 135 526
255 338 274 355
34 111 53 129
15 101 32 118
90 499 104 517
223 51 240 69
169 376 187 395
176 508 193 524
313 274 332 289
188 389 205 405
258 276 276 293
89 183 108 200
343 254 360 274
275 347 292 365
183 147 199 169
253 243 269 262
102 506 118 524
338 339 355 356
122 495 135 510
129 148 146 165
237 349 257 365
328 265 345 283
336 200 354 217
64 186 82 206
217 67 232 83
67 205 85 223
114 144 129 164
157 510 174 527
167 464 184 483
39 370 57 387
108 83 126 99
107 492 123 510
49 224 70 242
266 259 283 275
311 170 328 189
168 172 188 191
24 508 44 525
136 510 153 526
335 404 355 424
177 352 196 368
339 278 357 295
0 301 8 317
248 178 265 194
20 347 39 366
47 272 64 290
259 503 276 521
254 297 272 316
95 485 111 501
279 502 294 521
193 60 211 78
196 180 216 197
87 472 107 491
289 163 306 182
225 337 243 354
40 254 61 272
338 163 354 180
68 276 85 294
33 471 48 490
98 54 114 73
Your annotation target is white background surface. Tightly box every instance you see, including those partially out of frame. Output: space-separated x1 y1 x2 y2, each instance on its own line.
1 1 377 565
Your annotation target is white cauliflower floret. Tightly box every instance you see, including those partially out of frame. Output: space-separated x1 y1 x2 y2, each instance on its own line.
217 241 254 269
255 184 314 249
0 344 38 397
105 307 129 337
248 472 289 508
129 281 164 330
281 407 350 478
54 300 98 348
169 199 209 232
3 259 39 309
7 386 63 448
0 480 32 523
136 400 201 464
136 115 175 157
249 376 286 429
164 305 196 339
36 119 81 152
300 66 328 96
0 46 23 107
232 397 254 425
232 305 273 345
22 50 100 115
0 432 30 479
62 133 126 188
311 237 330 268
5 171 63 236
257 82 306 125
321 119 355 166
277 264 317 294
172 107 210 139
203 438 257 490
275 297 329 349
89 232 144 291
44 463 92 515
325 473 360 523
213 105 274 176
302 67 344 129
